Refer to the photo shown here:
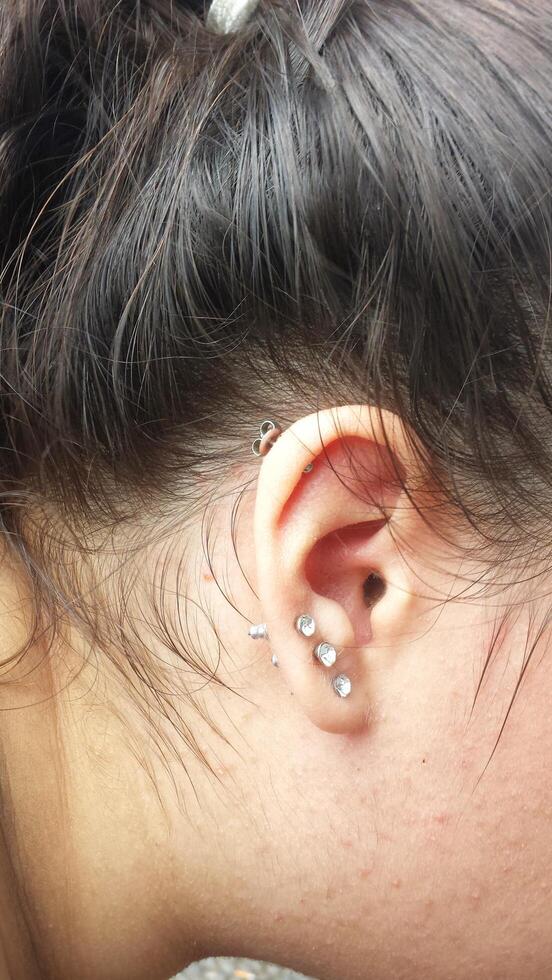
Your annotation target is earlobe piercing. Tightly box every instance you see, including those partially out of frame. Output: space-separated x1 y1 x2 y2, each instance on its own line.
296 614 316 637
314 642 337 667
333 674 352 698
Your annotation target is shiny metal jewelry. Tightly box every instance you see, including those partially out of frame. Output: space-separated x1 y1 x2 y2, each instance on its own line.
271 653 279 668
248 623 269 640
252 420 282 458
314 642 338 668
206 0 261 35
295 613 316 637
252 419 314 473
333 674 352 698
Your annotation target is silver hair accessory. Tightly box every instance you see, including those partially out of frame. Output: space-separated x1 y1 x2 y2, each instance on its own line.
206 0 261 35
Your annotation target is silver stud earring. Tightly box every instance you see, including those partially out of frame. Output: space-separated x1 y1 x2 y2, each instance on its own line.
271 653 279 668
295 614 316 637
314 642 337 668
248 623 269 640
333 674 352 698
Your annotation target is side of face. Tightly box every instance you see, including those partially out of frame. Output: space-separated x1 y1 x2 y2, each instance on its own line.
187 405 552 980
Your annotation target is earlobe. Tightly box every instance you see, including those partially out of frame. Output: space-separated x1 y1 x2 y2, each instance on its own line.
251 406 419 735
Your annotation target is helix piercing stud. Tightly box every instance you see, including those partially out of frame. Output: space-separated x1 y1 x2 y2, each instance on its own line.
314 642 337 668
271 653 279 668
333 674 352 698
249 623 269 640
296 614 316 637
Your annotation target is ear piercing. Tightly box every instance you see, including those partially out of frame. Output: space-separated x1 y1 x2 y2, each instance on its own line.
296 613 352 698
296 614 316 637
248 615 351 693
248 623 269 640
249 623 278 666
314 642 337 667
333 674 352 698
252 420 314 473
252 420 282 458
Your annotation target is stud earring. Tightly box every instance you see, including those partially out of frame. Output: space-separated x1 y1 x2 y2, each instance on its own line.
271 653 279 668
333 674 352 698
248 623 269 640
295 613 316 637
314 642 337 668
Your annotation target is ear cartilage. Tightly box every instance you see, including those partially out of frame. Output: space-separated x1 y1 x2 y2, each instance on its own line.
248 623 269 640
333 674 352 698
314 642 337 668
295 614 316 637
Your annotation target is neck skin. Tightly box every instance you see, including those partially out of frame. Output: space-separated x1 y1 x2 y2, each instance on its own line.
1 521 552 980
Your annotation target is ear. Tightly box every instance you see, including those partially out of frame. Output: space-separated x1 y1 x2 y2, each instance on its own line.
252 405 424 735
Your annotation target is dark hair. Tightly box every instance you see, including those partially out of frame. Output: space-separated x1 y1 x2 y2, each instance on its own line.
0 0 551 746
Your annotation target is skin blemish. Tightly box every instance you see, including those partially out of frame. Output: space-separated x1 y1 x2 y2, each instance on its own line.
391 878 402 889
359 868 372 880
341 838 353 848
202 571 214 582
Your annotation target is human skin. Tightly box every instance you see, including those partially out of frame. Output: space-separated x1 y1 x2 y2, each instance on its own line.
0 407 551 980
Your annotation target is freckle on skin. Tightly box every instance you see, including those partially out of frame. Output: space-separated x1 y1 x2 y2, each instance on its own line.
202 572 214 582
359 868 372 879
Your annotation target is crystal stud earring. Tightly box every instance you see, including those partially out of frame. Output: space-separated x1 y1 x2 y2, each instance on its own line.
314 642 337 668
333 674 352 698
295 614 316 637
248 623 269 640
